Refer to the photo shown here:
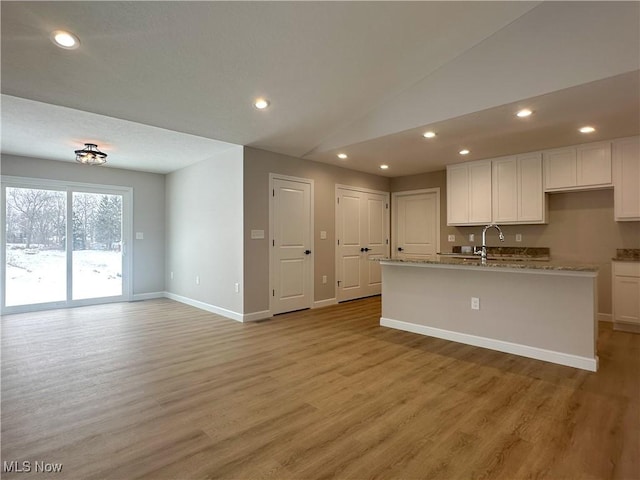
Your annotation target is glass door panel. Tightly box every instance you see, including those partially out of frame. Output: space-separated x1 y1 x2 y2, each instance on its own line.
5 187 67 307
72 192 123 300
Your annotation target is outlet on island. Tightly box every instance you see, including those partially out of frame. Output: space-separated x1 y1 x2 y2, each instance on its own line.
471 297 480 310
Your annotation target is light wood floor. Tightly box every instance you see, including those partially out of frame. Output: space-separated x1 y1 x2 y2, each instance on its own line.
2 297 638 480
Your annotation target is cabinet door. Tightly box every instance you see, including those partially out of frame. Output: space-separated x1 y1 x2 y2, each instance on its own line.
577 142 611 186
613 137 640 221
613 275 640 324
468 161 492 223
544 148 576 190
447 164 469 225
492 157 518 223
518 153 545 222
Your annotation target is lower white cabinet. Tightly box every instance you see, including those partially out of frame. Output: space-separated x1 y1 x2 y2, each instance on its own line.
612 261 640 331
613 136 640 221
492 153 546 224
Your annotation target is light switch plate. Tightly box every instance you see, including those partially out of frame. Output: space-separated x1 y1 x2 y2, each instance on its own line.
469 234 475 242
251 229 265 239
515 234 522 242
135 232 144 240
320 231 327 240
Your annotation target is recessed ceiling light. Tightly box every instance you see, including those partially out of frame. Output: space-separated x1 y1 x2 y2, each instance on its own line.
579 126 596 133
380 164 389 170
51 30 80 49
423 131 436 139
459 149 470 155
337 153 348 159
254 98 270 110
516 109 533 118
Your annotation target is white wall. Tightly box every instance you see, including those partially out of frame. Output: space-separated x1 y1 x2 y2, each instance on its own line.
165 146 244 316
0 154 166 296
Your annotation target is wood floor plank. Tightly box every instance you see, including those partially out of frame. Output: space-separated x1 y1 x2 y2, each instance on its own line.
2 296 639 479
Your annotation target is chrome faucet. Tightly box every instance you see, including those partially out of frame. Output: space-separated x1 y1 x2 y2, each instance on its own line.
474 224 505 264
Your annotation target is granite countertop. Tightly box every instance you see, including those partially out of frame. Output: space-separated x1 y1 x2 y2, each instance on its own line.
377 256 599 273
446 246 551 260
612 249 640 262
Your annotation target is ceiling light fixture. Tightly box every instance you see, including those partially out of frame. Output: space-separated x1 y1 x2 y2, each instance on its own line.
254 98 270 110
579 126 596 133
75 143 107 166
380 164 389 170
423 131 437 138
516 109 533 118
51 30 80 49
337 153 348 159
459 149 470 155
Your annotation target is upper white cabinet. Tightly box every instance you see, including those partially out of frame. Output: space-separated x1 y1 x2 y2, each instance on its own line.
613 136 640 221
492 153 545 224
544 141 612 192
447 160 492 225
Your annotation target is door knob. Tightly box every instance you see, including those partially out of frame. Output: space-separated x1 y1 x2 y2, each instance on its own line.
304 250 311 255
397 247 404 252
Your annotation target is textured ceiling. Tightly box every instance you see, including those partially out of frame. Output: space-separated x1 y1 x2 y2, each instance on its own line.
1 1 639 175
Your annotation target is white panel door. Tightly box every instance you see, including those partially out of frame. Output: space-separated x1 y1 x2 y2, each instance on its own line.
337 188 389 302
394 190 440 260
271 178 312 315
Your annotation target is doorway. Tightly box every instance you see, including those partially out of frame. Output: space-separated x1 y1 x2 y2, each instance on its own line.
269 174 314 315
336 186 389 302
392 188 440 260
1 177 132 314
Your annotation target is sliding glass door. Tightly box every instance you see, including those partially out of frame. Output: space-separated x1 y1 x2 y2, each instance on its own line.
2 178 131 313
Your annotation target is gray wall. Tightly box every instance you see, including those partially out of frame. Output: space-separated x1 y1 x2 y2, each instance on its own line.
1 154 166 295
165 147 244 313
391 170 640 315
243 147 390 314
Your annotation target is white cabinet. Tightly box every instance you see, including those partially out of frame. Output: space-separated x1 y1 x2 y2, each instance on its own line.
612 261 640 331
613 136 640 221
447 160 492 225
544 142 612 192
492 153 546 224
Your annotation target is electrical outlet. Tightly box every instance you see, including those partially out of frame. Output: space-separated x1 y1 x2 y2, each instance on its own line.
515 233 522 242
234 282 239 293
471 297 480 310
170 271 174 280
322 275 327 284
135 232 144 240
196 275 200 285
469 233 475 242
448 234 456 242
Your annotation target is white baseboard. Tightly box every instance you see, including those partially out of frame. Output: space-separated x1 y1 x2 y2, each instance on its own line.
380 317 598 372
243 310 271 322
131 292 165 301
313 298 338 309
597 313 613 323
164 292 243 322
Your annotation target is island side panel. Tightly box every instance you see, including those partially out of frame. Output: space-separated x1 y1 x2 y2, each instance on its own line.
380 263 597 370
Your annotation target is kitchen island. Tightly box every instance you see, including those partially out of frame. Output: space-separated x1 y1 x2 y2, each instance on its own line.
380 257 599 371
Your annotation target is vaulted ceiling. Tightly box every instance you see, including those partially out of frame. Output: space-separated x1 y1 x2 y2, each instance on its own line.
2 1 639 175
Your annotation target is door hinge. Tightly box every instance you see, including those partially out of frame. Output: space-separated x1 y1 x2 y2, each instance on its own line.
337 197 340 204
272 289 275 297
272 239 275 247
337 239 340 245
386 203 389 209
272 189 275 197
386 239 389 245
337 280 341 287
